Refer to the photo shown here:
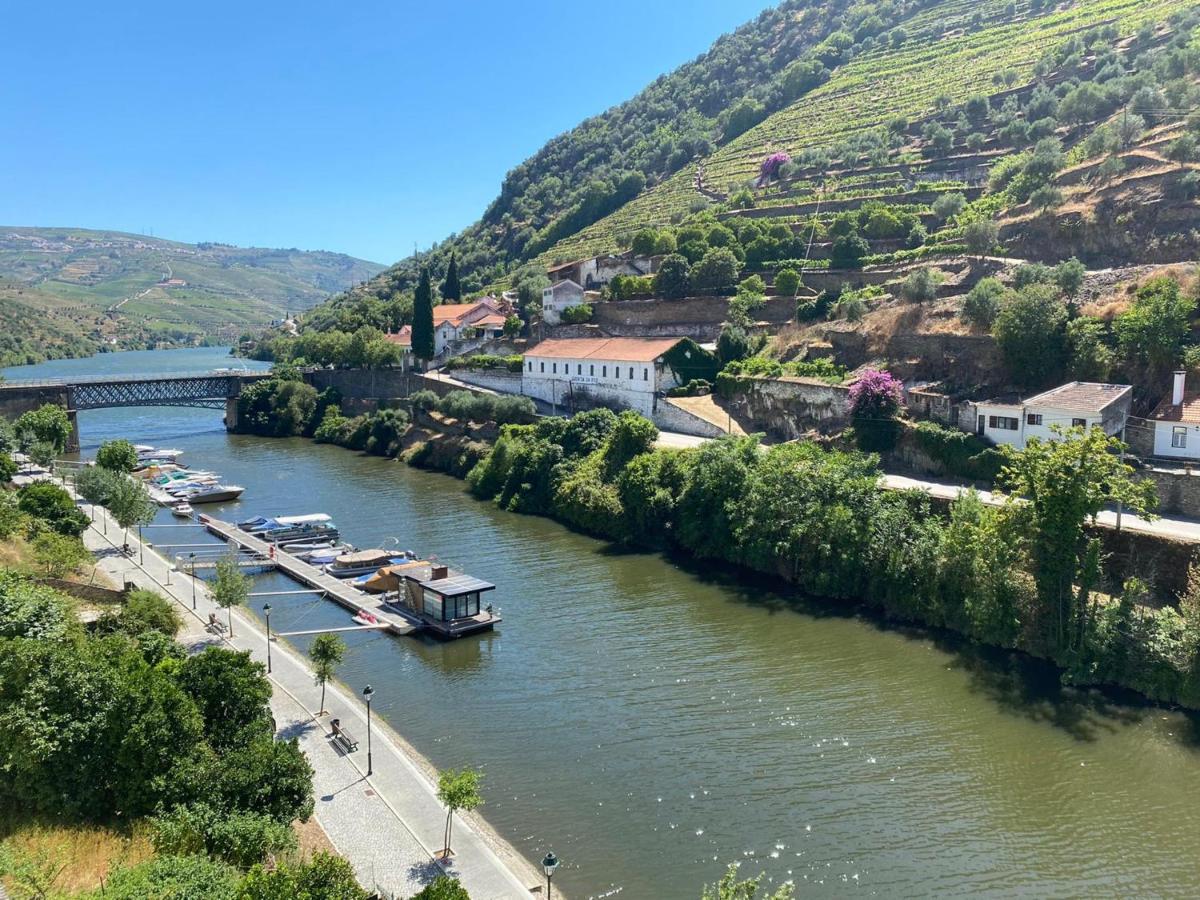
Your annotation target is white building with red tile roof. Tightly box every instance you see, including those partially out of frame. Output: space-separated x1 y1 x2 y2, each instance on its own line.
973 381 1132 449
1148 370 1200 460
431 298 510 355
522 336 687 415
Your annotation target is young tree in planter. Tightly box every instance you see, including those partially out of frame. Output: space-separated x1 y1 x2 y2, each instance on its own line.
436 767 483 857
96 439 139 473
213 552 251 637
412 266 436 363
310 632 346 716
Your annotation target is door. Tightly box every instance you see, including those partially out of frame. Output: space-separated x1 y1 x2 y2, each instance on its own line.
977 415 985 435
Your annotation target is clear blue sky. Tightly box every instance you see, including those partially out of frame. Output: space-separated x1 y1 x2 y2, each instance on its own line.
1 0 770 264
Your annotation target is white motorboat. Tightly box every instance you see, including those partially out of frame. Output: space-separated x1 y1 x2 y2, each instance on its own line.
179 484 245 504
171 503 194 518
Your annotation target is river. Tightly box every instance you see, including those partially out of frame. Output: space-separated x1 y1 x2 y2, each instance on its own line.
7 347 1200 898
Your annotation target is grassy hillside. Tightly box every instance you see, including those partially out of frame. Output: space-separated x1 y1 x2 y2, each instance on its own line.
0 228 384 354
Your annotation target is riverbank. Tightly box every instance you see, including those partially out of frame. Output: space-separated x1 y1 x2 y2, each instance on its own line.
77 493 540 898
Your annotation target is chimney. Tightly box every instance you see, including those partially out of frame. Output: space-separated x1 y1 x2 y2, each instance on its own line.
431 565 449 581
1173 370 1186 407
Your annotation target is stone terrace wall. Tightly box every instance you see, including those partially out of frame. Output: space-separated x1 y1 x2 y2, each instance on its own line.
653 400 729 439
725 377 852 441
445 370 523 395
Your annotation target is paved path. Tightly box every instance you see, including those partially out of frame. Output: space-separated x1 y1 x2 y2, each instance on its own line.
79 503 536 900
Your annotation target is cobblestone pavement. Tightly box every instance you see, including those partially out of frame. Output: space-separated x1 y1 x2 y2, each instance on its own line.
80 502 535 899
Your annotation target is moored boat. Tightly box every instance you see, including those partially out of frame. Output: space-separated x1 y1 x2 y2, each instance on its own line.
171 503 194 518
180 484 245 504
324 549 415 579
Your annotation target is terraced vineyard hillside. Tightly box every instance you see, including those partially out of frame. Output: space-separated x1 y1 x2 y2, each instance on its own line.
0 228 384 359
538 0 1192 266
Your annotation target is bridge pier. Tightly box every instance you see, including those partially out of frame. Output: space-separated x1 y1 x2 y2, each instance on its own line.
224 396 239 431
66 410 80 453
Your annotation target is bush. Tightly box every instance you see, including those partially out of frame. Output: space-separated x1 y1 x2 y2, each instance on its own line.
561 303 594 324
411 876 472 899
690 248 741 294
313 407 352 444
899 268 945 302
151 803 297 869
961 278 1007 329
911 421 1003 482
89 854 239 900
96 439 139 473
774 268 801 297
117 589 181 637
932 192 968 222
409 389 440 411
18 482 88 537
830 234 869 269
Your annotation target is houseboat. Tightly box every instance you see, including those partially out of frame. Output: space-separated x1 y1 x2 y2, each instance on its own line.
324 549 415 579
388 561 501 638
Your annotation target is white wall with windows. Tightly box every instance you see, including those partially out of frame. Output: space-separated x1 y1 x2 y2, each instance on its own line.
522 354 675 416
1153 421 1200 460
975 403 1110 449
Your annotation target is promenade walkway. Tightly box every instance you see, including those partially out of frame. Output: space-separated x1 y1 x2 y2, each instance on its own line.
79 503 536 899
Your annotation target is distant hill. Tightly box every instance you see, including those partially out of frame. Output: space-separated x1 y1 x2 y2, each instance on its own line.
0 227 384 365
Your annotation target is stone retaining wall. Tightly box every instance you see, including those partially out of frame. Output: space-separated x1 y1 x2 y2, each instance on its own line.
445 369 523 395
725 377 852 441
653 400 729 439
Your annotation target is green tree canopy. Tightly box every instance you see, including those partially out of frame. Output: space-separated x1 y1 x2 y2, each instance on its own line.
14 405 72 455
96 439 139 473
412 266 436 360
992 284 1068 388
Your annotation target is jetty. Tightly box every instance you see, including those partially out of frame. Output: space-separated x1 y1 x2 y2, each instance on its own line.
199 515 420 636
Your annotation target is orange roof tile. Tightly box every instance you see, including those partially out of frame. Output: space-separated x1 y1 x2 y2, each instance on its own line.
1152 392 1200 424
433 303 479 326
525 337 684 363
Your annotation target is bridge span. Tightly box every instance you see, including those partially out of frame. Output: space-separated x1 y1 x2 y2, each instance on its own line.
0 370 271 451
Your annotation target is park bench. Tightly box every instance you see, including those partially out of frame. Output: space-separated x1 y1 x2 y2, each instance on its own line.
330 718 359 753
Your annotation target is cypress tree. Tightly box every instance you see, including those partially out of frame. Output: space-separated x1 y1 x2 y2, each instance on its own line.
441 253 462 302
412 266 436 361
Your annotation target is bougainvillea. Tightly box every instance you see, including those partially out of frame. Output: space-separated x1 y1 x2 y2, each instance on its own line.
757 152 792 186
849 368 902 419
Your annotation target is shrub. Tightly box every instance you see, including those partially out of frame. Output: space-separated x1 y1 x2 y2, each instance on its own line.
830 234 869 269
654 254 691 299
899 268 945 302
849 368 903 452
561 304 594 325
690 248 741 294
961 277 1007 329
774 268 801 297
151 802 297 868
409 389 440 411
96 439 139 473
115 589 181 637
492 395 537 425
911 421 1003 482
91 854 238 900
18 482 88 537
931 192 968 222
313 407 352 444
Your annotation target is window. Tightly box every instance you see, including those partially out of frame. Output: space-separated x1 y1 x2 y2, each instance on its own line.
602 365 607 377
527 361 532 372
1173 426 1188 449
422 589 444 621
1071 418 1087 428
628 367 634 380
552 362 557 374
988 415 1019 431
589 365 594 376
1027 414 1042 426
643 368 649 381
452 592 480 619
577 364 582 375
540 362 544 373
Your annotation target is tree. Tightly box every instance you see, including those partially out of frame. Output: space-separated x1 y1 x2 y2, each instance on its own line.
963 220 999 258
31 532 88 578
1065 317 1115 382
1167 135 1197 169
931 192 967 223
412 266 436 362
702 864 795 899
654 254 692 300
1029 184 1064 214
849 368 902 451
1114 276 1196 381
213 552 251 637
178 647 272 749
829 234 869 269
411 876 472 899
106 475 156 549
310 632 346 715
631 228 659 256
0 452 16 485
691 248 740 294
998 428 1156 654
17 482 89 537
436 767 483 857
993 285 1069 388
14 405 72 456
961 277 1007 329
96 439 139 473
899 268 944 302
441 253 461 302
1055 257 1086 299
774 268 801 297
239 851 368 899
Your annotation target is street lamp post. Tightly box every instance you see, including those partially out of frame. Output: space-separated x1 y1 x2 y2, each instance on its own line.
542 851 559 899
189 553 197 610
362 685 375 776
138 524 144 565
263 603 273 673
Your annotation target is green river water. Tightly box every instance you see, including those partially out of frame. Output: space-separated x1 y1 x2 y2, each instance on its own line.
7 348 1200 898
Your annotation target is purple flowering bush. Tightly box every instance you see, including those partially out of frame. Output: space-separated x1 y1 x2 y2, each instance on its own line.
757 152 792 186
849 368 902 419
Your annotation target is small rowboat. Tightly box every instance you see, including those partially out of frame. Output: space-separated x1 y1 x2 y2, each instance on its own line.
352 610 380 626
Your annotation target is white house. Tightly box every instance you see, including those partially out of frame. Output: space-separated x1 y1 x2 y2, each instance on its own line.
522 337 686 416
973 381 1133 449
432 298 509 356
541 280 587 325
1147 370 1200 460
545 254 656 291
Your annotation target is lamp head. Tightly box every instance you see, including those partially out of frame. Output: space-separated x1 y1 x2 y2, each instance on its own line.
542 851 559 877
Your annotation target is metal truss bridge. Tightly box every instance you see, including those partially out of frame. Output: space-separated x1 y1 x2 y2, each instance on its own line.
1 371 270 411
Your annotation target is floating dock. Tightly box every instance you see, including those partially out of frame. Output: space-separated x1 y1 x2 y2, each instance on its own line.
199 515 420 637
